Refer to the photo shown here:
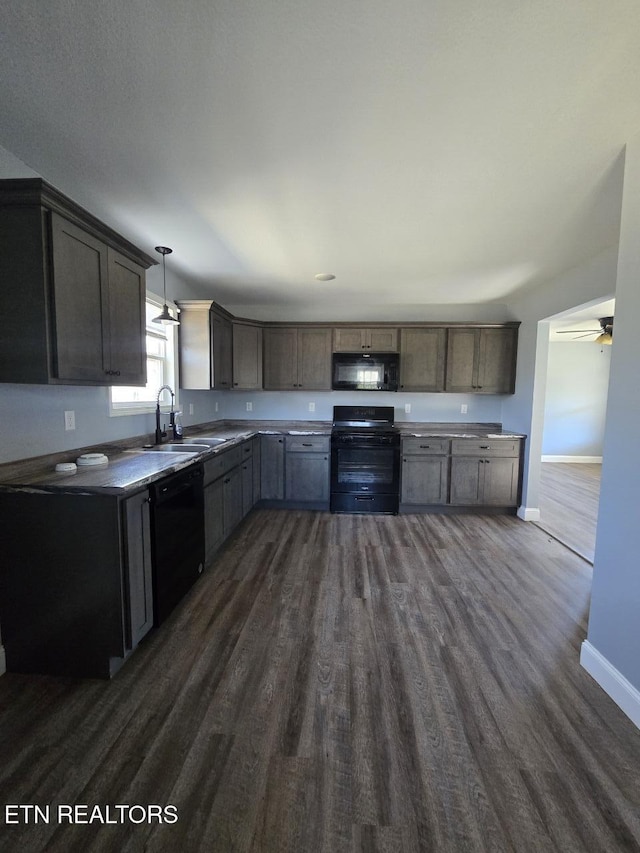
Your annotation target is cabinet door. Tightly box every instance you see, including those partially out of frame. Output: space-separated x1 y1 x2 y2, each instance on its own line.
333 328 366 351
223 466 243 536
211 311 233 389
106 249 146 385
367 328 398 351
123 491 154 649
401 456 449 504
204 477 224 562
449 457 483 505
233 322 263 389
263 328 298 389
241 460 254 516
481 457 520 505
477 328 517 394
444 328 478 392
261 435 285 499
285 452 330 502
252 437 261 504
297 328 332 389
399 328 446 391
50 213 110 382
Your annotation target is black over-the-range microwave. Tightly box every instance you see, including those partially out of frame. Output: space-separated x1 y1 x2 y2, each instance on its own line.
331 352 400 392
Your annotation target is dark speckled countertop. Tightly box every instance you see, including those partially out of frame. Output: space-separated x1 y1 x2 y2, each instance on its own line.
0 420 525 496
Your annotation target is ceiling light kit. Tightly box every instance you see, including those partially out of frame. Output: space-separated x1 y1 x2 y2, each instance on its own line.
153 246 180 326
314 273 336 282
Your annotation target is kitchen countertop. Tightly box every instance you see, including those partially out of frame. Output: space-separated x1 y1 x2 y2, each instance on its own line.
0 420 525 496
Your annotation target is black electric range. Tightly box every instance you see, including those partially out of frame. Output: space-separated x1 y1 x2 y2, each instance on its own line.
330 405 400 514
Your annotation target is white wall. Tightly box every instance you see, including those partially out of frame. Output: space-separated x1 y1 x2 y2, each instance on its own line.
581 133 640 724
542 342 611 458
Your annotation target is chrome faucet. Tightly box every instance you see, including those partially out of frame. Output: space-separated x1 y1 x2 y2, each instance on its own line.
155 385 183 443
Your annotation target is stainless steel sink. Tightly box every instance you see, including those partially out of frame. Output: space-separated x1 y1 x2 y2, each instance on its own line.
183 436 229 445
142 443 211 453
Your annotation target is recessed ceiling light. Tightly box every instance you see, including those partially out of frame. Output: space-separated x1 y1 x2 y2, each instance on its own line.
314 273 336 281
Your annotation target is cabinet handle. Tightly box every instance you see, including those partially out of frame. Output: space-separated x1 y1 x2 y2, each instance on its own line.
223 477 231 484
302 443 312 447
419 445 431 449
485 459 491 464
480 445 490 449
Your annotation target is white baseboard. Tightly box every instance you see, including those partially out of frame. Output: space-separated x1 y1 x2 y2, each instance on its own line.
0 644 5 677
541 455 603 463
517 505 541 522
580 641 640 730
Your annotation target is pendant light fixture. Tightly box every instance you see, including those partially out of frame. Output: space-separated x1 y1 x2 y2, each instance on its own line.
153 246 180 325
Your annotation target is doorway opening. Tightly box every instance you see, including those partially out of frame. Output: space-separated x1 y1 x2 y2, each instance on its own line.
533 297 614 562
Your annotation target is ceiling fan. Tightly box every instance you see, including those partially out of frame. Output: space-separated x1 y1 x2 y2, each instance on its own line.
556 315 614 344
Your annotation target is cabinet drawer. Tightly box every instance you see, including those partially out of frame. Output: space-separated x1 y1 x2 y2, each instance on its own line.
285 435 330 453
204 446 242 485
451 439 521 457
402 437 449 455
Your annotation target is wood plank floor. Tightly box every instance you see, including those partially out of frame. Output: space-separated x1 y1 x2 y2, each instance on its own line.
1 509 639 852
537 463 601 563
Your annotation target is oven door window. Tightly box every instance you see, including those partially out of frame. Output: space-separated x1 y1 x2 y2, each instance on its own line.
334 446 397 491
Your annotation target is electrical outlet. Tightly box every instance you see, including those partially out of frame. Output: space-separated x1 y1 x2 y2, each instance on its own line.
404 403 411 414
246 402 253 412
189 403 194 415
308 402 315 412
460 404 468 414
64 410 75 431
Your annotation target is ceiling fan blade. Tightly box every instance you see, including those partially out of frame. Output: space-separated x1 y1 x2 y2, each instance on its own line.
555 329 600 334
571 332 599 339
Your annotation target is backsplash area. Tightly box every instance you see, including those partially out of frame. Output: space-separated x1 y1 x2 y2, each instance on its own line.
1 383 505 465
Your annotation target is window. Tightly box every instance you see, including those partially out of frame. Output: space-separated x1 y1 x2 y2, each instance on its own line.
109 295 178 416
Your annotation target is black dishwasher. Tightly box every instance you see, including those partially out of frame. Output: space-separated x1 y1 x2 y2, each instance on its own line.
149 464 205 625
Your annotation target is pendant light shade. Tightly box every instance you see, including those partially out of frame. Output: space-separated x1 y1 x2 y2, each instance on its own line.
153 246 179 325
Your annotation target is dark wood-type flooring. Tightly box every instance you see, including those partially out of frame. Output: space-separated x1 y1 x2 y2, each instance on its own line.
1 509 639 852
537 463 601 563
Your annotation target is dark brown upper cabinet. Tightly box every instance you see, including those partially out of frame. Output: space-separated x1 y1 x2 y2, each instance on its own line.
445 326 518 394
0 179 154 386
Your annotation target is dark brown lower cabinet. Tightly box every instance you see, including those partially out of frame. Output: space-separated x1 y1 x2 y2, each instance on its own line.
284 436 330 506
203 438 258 564
261 435 285 500
449 439 521 506
401 455 449 505
0 488 153 678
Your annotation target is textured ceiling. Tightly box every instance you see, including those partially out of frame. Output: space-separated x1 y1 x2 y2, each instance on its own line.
1 1 639 319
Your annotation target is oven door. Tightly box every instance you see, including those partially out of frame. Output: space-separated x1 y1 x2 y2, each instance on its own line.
330 437 400 513
331 444 398 494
